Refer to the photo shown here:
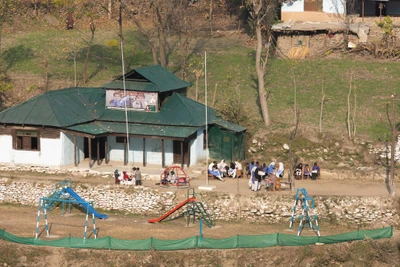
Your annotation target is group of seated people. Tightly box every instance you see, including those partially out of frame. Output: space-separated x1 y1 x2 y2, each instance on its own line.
114 167 142 186
294 162 320 180
208 160 243 182
248 161 285 192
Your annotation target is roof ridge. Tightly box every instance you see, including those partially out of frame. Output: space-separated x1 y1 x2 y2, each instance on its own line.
174 93 207 126
22 94 43 124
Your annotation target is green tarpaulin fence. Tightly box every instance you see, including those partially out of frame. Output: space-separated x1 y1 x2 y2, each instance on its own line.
0 226 393 251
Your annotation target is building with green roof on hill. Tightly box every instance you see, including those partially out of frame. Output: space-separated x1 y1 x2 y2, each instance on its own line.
0 65 246 168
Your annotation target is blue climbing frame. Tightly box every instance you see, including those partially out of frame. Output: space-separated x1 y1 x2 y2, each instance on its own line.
289 188 321 236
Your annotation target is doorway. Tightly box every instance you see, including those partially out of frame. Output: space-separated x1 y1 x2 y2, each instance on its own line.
84 137 107 160
173 140 189 166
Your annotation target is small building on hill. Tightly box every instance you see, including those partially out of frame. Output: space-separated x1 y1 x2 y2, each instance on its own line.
273 0 371 58
0 65 246 168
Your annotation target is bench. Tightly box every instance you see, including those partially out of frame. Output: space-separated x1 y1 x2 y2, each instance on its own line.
208 173 215 180
236 169 243 178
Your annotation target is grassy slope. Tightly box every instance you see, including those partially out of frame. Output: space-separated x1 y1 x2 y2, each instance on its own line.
2 27 399 158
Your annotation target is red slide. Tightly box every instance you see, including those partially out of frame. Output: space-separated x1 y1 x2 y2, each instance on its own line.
148 197 196 223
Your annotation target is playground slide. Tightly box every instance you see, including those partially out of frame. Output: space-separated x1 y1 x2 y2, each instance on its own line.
64 187 109 219
148 197 196 223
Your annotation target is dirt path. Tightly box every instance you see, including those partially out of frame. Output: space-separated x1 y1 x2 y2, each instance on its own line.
3 169 398 199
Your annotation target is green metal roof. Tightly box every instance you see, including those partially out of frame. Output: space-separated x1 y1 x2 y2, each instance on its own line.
102 80 158 92
67 121 198 138
0 87 104 127
111 65 191 92
0 70 245 136
214 118 247 133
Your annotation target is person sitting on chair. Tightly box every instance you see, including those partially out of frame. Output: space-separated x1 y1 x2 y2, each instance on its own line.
234 161 243 178
295 163 303 180
303 164 311 179
311 162 320 180
227 162 237 178
217 159 228 177
265 172 277 191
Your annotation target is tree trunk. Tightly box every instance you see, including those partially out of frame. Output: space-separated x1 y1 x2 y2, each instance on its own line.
319 69 325 133
158 29 167 67
347 72 353 139
132 17 159 65
73 51 77 87
352 87 357 137
390 97 396 197
0 26 2 54
151 45 158 65
209 0 213 36
82 20 95 85
255 22 270 127
108 0 112 19
390 125 396 197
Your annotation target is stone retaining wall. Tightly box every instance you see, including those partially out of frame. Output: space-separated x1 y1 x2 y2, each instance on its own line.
0 178 398 228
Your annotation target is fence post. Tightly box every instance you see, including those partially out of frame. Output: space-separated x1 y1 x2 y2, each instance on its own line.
276 233 279 246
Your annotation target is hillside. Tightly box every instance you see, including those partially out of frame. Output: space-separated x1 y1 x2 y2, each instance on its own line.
0 5 399 172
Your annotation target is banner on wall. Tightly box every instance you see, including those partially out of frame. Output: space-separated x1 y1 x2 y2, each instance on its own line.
105 89 158 112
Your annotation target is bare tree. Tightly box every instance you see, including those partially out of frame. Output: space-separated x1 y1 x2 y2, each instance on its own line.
193 64 204 101
385 94 398 197
82 17 96 85
319 68 325 133
330 0 359 48
127 0 179 68
108 0 113 19
246 0 280 128
289 107 300 192
0 0 15 54
346 71 357 139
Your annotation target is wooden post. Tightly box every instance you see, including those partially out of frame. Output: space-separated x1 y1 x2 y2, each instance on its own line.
74 135 77 167
187 141 190 167
88 138 92 168
180 141 184 168
105 137 108 164
362 0 365 23
97 138 100 165
143 138 146 167
161 139 165 168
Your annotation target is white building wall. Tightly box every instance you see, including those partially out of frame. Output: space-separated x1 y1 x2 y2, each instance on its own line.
8 138 61 166
145 138 162 165
324 0 344 14
0 134 62 166
282 0 304 12
164 139 174 165
190 128 207 166
281 0 344 14
108 136 175 166
60 133 85 166
0 135 12 163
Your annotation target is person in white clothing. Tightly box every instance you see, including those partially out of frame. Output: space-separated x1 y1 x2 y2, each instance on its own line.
217 159 228 177
208 161 224 181
276 162 284 179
